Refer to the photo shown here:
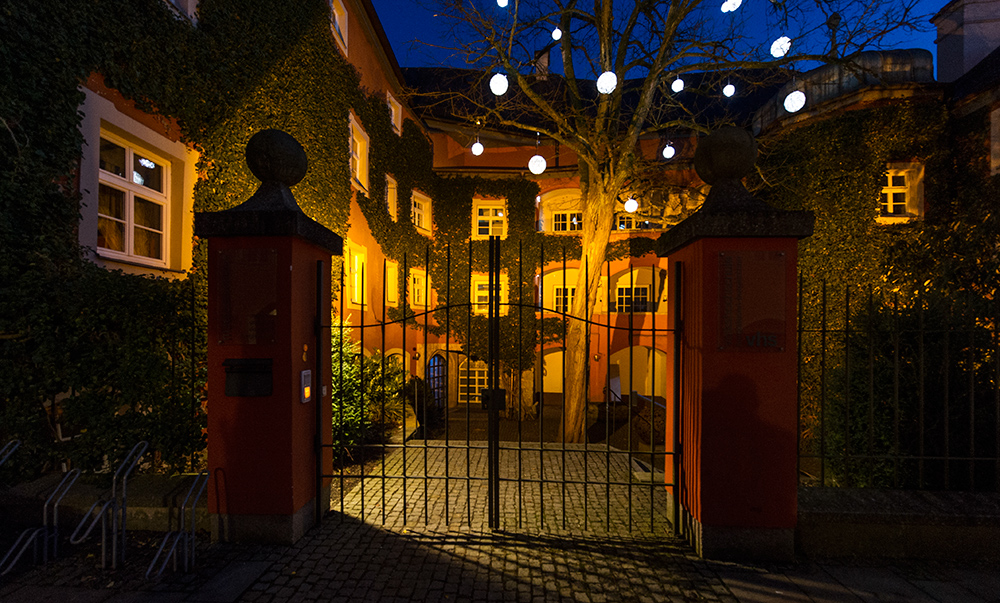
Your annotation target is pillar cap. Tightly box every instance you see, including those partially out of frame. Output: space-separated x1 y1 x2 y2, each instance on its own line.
195 130 343 255
657 126 814 256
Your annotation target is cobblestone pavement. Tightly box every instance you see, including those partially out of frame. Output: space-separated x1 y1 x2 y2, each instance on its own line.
2 441 1000 602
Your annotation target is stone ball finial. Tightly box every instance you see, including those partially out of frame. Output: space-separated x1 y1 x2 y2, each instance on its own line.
694 126 757 185
245 129 308 187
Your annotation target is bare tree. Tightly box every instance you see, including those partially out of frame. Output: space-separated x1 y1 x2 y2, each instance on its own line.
418 0 928 442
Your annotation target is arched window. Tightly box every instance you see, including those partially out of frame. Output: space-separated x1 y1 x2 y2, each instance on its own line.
427 354 447 409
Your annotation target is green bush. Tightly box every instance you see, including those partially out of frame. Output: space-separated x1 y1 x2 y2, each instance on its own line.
330 317 408 453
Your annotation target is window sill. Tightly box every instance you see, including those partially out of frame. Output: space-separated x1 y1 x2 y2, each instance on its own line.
96 250 175 272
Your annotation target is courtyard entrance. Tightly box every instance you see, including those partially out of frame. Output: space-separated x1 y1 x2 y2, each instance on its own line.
319 238 683 535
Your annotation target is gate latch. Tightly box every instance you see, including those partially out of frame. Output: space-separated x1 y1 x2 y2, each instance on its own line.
480 388 507 412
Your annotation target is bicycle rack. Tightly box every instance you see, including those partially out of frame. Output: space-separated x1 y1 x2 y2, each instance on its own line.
146 471 209 579
69 441 148 569
1 469 80 576
0 440 19 467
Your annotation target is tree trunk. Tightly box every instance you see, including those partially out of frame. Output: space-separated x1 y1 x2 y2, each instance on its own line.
560 181 618 442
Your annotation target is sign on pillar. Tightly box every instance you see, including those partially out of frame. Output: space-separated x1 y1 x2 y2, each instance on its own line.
195 130 342 545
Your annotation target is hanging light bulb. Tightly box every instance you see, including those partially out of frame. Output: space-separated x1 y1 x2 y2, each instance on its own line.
770 36 792 58
528 155 547 175
671 77 684 93
624 198 639 213
471 140 484 156
552 27 562 41
720 0 742 12
783 90 806 113
489 73 509 96
662 144 676 159
596 71 617 94
723 83 736 97
497 0 508 6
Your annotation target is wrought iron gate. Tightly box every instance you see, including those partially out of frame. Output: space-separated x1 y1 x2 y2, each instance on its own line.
318 238 684 535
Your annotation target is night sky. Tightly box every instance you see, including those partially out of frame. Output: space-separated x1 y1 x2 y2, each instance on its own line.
370 0 941 72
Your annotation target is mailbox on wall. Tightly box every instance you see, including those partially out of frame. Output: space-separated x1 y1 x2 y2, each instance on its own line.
195 130 342 545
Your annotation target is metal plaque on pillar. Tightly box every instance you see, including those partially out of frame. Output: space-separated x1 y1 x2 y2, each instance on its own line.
718 250 786 352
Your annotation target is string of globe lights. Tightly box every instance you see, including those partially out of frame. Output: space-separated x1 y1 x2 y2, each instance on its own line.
477 0 810 170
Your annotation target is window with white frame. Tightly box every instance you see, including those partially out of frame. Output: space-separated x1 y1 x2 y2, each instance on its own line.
554 286 575 314
472 199 506 239
97 133 169 265
412 190 432 233
329 0 347 54
346 241 367 305
410 269 428 307
349 113 369 191
877 163 923 223
471 275 507 314
617 214 633 230
614 286 650 313
386 175 398 220
385 260 399 306
553 212 583 232
387 92 403 134
458 358 487 404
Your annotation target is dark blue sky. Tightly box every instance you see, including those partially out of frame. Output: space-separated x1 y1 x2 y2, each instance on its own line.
371 0 941 73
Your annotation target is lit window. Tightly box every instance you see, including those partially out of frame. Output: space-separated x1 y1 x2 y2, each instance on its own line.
349 113 369 191
410 269 429 307
346 241 367 305
412 190 432 233
617 215 633 230
96 134 168 265
386 175 398 220
458 358 488 404
471 275 508 314
554 286 575 314
877 163 923 223
472 199 506 239
614 287 650 313
387 92 403 134
553 212 583 232
330 0 347 54
385 260 399 306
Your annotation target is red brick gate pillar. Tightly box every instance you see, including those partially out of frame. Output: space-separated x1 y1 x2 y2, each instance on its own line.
658 127 814 560
195 130 342 545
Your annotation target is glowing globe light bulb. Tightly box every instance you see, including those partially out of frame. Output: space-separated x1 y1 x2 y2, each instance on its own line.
671 77 684 93
624 198 639 213
489 73 509 96
723 83 736 97
552 27 562 41
662 144 676 159
471 141 484 156
497 0 508 6
596 71 617 94
720 0 742 12
770 36 792 58
783 90 806 113
528 154 547 175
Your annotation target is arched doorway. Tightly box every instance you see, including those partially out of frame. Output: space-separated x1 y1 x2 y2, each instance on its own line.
427 353 447 409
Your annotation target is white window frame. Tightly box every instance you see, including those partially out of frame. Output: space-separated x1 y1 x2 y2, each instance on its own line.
387 92 403 135
95 131 170 268
615 286 650 313
346 241 367 306
386 175 398 220
412 190 432 234
472 198 507 239
410 269 429 308
552 211 583 232
554 286 575 314
471 275 508 315
458 358 488 404
349 113 369 191
329 0 348 55
877 162 924 224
